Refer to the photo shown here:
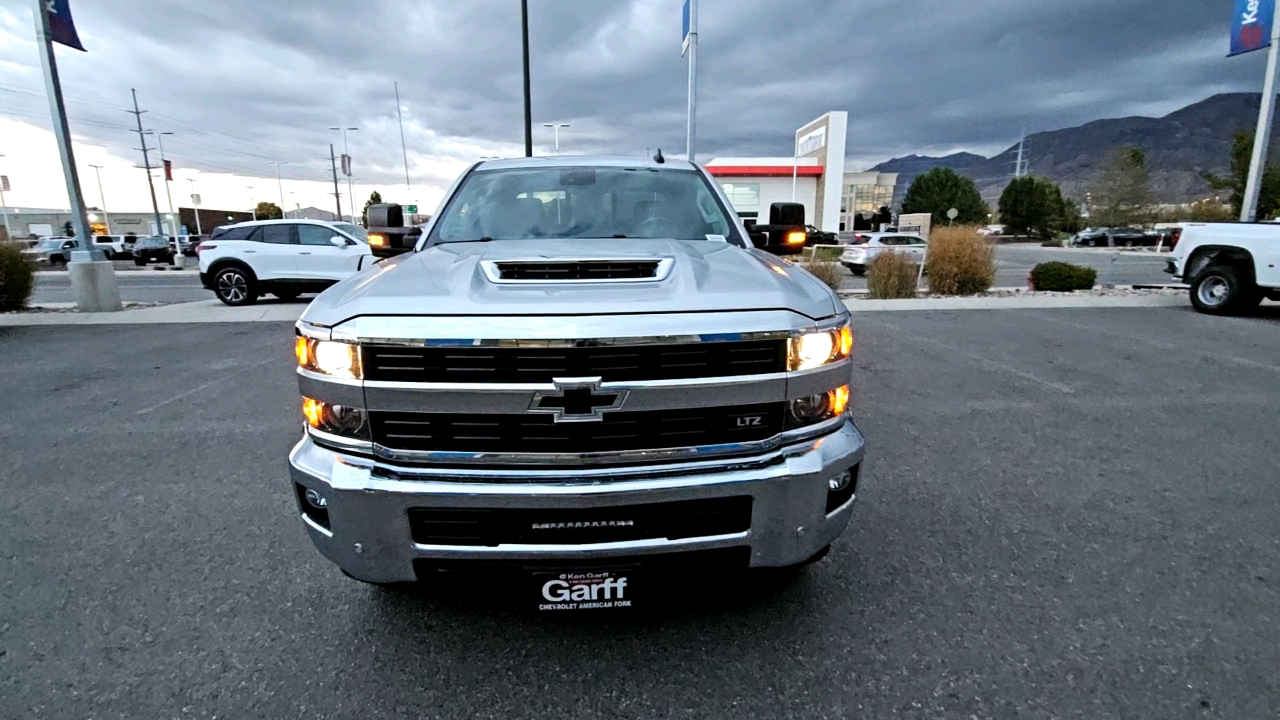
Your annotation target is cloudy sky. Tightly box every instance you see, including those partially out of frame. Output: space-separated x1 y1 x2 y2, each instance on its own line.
0 0 1262 217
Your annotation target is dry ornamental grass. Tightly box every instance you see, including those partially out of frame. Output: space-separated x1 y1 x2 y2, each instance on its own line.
866 251 919 299
925 226 996 295
794 261 844 291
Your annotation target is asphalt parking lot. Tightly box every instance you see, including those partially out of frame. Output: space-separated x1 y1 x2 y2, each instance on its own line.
2 306 1278 718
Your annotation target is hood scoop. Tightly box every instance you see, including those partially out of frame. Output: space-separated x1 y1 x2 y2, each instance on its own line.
481 258 674 284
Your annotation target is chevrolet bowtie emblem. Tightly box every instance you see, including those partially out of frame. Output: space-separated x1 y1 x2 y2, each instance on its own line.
529 377 628 423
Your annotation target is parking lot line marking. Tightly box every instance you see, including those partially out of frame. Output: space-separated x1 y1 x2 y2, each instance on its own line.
135 357 277 416
1027 313 1280 377
864 321 1075 394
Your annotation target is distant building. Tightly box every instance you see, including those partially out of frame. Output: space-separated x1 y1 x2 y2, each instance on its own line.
705 112 897 232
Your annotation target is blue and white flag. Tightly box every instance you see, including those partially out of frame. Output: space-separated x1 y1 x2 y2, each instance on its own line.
1231 0 1273 57
682 0 692 56
44 0 87 52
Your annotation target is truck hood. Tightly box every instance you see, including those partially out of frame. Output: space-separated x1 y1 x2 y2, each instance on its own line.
301 239 841 326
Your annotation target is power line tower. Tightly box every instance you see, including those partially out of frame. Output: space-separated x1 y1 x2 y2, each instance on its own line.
127 89 165 238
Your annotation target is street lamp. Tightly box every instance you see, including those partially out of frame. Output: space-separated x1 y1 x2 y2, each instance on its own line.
542 123 570 154
187 178 202 237
247 186 257 220
329 126 358 221
87 163 110 234
148 131 178 237
270 162 287 219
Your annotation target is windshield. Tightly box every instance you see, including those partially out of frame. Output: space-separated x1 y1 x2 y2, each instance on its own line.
332 222 368 241
429 166 742 245
38 239 63 249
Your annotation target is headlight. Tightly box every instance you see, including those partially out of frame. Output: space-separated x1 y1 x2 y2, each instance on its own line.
302 398 370 440
788 324 853 371
786 385 851 429
296 337 362 379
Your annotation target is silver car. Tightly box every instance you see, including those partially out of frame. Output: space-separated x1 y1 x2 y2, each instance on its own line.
289 157 865 601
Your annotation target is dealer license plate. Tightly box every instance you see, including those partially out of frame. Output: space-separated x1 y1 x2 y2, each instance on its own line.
534 570 635 611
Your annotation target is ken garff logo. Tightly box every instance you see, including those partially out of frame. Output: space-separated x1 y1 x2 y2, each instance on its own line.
529 377 628 423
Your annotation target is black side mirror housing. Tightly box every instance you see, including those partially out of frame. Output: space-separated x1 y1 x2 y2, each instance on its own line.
753 202 808 255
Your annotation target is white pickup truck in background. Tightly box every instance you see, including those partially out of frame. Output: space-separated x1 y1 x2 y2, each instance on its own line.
1170 223 1280 315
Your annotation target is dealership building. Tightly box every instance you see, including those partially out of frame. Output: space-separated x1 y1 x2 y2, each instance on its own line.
706 112 898 232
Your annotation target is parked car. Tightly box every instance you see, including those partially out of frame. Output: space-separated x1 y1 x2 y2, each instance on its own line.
92 235 127 259
170 235 201 256
804 225 839 246
978 224 1006 237
131 236 176 266
21 237 78 267
198 219 375 305
288 156 863 592
1169 222 1280 314
839 232 927 275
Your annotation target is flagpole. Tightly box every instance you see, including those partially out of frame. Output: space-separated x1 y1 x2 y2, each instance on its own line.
685 0 699 163
1241 0 1280 222
33 0 120 311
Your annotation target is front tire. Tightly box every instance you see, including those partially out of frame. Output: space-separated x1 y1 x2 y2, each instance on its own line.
213 266 259 306
134 257 146 266
1190 265 1261 315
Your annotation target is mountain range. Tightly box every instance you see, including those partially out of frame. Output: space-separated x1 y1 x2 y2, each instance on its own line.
869 93 1277 204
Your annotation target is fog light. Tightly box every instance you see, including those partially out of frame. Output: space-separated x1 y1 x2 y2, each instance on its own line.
304 488 328 509
828 471 852 492
792 393 831 421
825 465 859 514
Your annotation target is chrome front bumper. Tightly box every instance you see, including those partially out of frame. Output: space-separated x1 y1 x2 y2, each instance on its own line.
288 418 866 583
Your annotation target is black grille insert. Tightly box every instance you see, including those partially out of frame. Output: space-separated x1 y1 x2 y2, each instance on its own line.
362 340 787 384
409 496 753 547
494 260 661 281
371 403 784 455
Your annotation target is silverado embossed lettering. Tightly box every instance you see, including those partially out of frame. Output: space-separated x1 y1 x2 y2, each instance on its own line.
288 156 866 597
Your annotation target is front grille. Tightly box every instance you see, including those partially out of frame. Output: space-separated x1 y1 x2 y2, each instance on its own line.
493 260 661 280
362 340 787 384
414 547 752 576
371 403 784 455
408 496 753 547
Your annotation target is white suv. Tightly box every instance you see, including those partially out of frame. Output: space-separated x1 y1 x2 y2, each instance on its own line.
197 219 375 306
840 232 927 276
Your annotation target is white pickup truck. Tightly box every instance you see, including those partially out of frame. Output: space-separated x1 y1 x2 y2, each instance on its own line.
1170 223 1280 315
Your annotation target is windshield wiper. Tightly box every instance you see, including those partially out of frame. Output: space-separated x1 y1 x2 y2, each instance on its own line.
445 237 495 245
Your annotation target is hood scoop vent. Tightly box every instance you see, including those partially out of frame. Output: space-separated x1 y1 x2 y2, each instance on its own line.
481 258 674 284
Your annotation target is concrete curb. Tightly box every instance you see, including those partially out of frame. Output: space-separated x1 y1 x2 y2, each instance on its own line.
1 294 1194 327
844 295 1190 312
35 269 202 277
1 300 305 326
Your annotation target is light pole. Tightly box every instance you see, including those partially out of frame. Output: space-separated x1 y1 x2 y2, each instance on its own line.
0 155 10 239
87 163 110 234
542 123 570 153
330 126 358 221
187 178 202 237
247 186 257 220
151 131 177 237
521 0 533 157
270 162 287 219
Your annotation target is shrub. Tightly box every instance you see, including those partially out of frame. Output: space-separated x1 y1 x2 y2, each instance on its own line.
866 251 919 299
795 261 844 292
1029 261 1097 292
0 245 35 312
925 226 996 295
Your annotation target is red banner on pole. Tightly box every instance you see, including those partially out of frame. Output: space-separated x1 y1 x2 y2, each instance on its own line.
164 159 172 181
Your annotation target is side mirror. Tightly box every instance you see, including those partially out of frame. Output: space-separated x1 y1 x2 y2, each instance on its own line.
329 235 347 247
748 231 768 248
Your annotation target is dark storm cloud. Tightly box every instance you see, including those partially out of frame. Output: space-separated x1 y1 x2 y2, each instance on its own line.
0 0 1256 189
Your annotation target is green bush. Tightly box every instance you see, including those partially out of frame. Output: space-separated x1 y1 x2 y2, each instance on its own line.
1029 261 1097 292
0 245 35 312
925 227 996 295
866 251 919 299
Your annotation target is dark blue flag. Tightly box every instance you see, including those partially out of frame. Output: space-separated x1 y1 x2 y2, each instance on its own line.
1230 0 1273 57
44 0 87 52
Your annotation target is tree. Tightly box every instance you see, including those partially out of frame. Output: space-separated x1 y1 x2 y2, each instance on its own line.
901 168 988 226
1203 131 1280 220
362 191 383 226
999 176 1077 239
62 221 75 237
255 202 283 220
1088 146 1156 227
